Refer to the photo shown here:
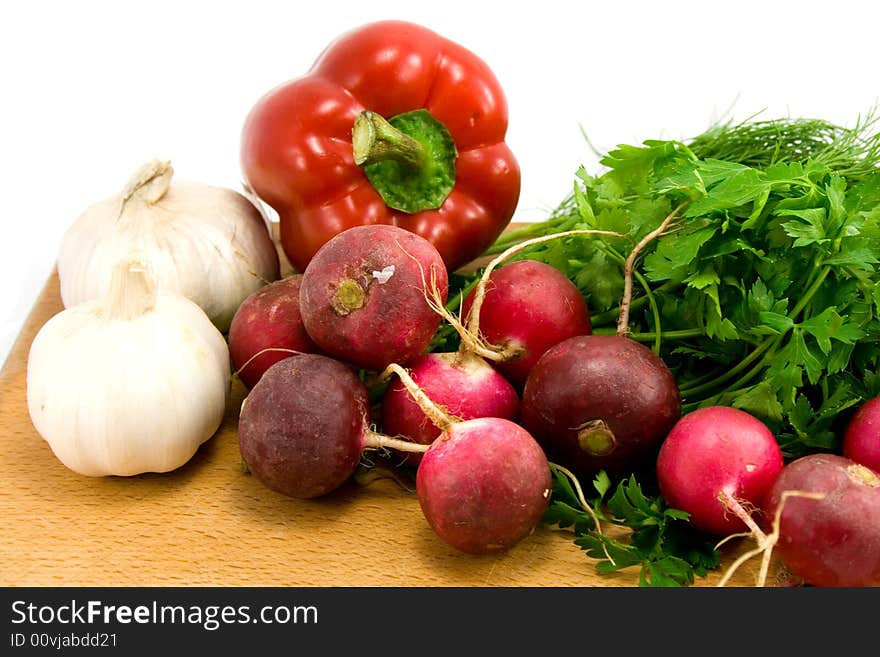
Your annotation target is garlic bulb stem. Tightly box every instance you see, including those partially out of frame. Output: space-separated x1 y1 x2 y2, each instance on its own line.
118 159 174 216
104 259 157 321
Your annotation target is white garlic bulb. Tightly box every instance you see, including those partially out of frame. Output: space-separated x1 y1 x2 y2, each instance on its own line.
27 258 231 477
57 159 280 333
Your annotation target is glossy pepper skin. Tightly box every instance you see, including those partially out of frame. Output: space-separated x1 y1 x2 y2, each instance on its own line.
240 20 521 273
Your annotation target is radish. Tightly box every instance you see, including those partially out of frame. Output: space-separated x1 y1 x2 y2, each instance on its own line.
761 453 880 587
238 353 428 499
842 395 880 473
380 351 519 464
522 334 681 479
384 363 552 554
520 207 684 480
227 274 322 389
460 259 593 387
655 406 785 536
416 416 551 554
298 224 448 372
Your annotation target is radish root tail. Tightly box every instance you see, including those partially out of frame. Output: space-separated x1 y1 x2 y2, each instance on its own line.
616 202 686 337
231 347 306 381
715 489 826 588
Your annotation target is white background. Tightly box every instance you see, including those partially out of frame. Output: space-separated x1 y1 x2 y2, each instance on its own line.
2 0 878 367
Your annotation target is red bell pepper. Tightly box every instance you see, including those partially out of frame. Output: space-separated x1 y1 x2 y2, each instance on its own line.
240 20 521 273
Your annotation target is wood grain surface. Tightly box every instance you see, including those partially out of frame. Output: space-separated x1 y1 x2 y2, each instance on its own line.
0 229 780 588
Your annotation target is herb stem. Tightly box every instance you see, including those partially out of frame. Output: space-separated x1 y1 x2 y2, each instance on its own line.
790 265 832 320
633 269 664 352
679 340 774 400
592 327 705 341
590 281 680 326
483 214 577 255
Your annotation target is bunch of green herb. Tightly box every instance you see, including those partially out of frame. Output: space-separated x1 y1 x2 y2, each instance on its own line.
452 112 880 458
545 465 720 587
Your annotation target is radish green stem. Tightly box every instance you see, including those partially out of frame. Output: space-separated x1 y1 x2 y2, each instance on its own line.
633 269 664 353
483 213 577 255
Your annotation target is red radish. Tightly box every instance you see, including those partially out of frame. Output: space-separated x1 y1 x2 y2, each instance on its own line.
842 396 880 473
238 354 427 499
380 351 519 464
460 259 592 387
385 363 551 554
299 224 448 372
227 274 322 389
655 406 784 536
761 453 880 587
417 416 551 554
522 334 681 479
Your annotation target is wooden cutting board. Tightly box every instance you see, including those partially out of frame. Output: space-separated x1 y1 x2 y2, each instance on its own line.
0 226 780 587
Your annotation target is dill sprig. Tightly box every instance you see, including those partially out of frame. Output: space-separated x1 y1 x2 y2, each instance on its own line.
687 109 880 180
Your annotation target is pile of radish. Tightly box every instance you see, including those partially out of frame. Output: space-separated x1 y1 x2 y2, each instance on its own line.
227 220 880 585
231 224 557 554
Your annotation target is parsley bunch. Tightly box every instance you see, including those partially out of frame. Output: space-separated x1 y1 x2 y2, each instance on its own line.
480 112 880 458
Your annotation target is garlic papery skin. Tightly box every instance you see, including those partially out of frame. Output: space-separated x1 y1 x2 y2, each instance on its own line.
57 159 281 333
26 258 231 477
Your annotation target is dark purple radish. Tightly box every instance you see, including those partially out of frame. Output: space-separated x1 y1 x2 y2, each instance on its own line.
385 363 551 554
299 224 449 372
227 274 322 390
761 453 880 587
655 406 784 536
842 396 880 473
380 351 519 464
417 416 551 554
520 206 684 481
238 354 427 499
460 259 592 387
521 334 681 479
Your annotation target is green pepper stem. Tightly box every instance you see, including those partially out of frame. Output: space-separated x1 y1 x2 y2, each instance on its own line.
352 111 425 168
